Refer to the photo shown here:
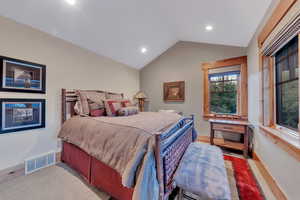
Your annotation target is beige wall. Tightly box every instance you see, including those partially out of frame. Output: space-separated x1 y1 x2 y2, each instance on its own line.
140 41 246 133
0 16 139 170
247 1 300 199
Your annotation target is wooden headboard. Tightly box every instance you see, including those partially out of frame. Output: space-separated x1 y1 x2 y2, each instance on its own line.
61 89 124 124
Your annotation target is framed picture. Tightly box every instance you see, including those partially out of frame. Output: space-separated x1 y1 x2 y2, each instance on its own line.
164 81 185 102
0 56 46 93
0 99 46 134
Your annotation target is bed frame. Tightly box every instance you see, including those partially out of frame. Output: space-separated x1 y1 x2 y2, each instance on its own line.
61 89 195 200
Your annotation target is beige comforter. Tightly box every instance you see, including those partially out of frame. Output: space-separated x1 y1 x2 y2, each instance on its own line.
58 112 181 199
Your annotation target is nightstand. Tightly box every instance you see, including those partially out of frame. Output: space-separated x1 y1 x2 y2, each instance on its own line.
209 119 251 158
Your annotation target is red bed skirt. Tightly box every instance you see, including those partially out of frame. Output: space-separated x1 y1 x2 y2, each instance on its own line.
62 142 134 200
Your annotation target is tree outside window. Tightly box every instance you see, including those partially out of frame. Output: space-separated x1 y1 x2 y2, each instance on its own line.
209 72 239 115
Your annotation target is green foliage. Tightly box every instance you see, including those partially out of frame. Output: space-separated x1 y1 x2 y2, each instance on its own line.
210 80 237 114
278 80 299 129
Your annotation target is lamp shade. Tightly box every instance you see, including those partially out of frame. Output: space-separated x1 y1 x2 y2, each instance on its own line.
134 91 147 99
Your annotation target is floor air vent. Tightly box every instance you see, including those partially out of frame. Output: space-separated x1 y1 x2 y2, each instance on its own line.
25 152 56 175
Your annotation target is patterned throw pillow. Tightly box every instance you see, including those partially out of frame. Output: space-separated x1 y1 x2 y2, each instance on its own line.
120 99 133 107
76 90 106 116
117 106 139 116
104 100 123 116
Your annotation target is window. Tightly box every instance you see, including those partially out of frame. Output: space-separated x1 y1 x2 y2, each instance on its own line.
209 72 240 114
202 56 248 120
275 36 299 130
258 0 300 161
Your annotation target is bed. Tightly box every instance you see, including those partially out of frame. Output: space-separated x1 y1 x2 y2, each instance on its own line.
59 89 196 200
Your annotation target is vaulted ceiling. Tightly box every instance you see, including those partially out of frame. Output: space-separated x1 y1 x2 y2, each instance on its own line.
0 0 273 69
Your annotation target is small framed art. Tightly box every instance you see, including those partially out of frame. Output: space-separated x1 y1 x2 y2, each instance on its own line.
0 56 46 93
163 81 185 102
0 99 46 134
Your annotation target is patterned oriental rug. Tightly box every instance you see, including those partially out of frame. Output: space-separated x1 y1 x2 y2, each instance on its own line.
224 155 265 200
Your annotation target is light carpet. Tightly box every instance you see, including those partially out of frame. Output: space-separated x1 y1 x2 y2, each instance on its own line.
0 164 110 200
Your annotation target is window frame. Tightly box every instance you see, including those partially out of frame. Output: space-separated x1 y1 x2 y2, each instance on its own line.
261 36 300 136
202 56 248 120
274 37 299 132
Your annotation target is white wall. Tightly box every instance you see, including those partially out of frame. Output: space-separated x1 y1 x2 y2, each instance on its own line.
0 16 139 171
247 1 300 199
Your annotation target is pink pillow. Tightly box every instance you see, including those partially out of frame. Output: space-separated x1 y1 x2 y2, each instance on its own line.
104 100 122 116
90 108 105 117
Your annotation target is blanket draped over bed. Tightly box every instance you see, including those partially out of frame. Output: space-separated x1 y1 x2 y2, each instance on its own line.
58 112 182 200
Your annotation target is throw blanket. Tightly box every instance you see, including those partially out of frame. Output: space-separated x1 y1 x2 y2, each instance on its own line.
58 112 181 200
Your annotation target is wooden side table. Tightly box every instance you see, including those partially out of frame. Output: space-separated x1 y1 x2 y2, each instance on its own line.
209 119 250 158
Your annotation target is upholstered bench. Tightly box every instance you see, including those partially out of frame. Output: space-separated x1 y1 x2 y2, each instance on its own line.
175 142 231 200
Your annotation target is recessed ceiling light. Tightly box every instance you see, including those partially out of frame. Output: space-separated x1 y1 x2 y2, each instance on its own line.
141 47 148 54
205 25 213 31
65 0 76 6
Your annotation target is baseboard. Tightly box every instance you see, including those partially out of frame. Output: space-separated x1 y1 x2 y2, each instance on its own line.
253 152 287 200
0 151 62 184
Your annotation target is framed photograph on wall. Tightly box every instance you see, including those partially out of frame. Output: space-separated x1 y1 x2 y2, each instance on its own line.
164 81 185 102
0 99 46 134
0 56 46 93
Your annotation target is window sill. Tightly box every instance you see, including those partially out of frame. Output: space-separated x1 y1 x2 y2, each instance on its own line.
259 125 300 161
203 114 247 121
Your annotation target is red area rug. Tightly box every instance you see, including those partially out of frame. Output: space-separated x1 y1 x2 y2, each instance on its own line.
224 155 265 200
